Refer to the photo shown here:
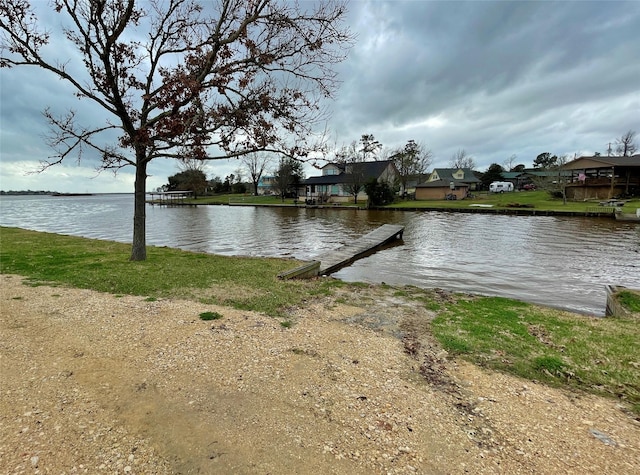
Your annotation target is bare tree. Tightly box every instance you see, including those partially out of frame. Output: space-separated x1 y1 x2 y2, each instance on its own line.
449 149 476 169
242 153 272 196
1 0 353 260
177 157 206 173
393 139 432 196
615 130 637 157
503 154 518 172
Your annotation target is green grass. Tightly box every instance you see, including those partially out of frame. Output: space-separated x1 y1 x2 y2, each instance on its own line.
618 290 640 312
199 311 223 321
0 227 338 317
390 191 640 213
431 296 640 413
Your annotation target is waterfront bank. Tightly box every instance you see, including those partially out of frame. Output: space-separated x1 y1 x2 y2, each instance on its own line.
1 194 638 315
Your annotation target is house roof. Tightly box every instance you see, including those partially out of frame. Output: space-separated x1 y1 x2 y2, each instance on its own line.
347 159 396 179
321 162 346 172
403 174 430 188
562 155 640 170
417 179 470 189
304 175 342 185
303 160 397 185
442 168 479 182
502 171 523 179
420 168 480 186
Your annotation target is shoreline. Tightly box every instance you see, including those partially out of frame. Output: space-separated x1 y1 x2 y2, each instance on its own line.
149 199 621 218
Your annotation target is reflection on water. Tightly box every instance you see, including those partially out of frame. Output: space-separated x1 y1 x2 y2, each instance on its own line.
1 194 638 315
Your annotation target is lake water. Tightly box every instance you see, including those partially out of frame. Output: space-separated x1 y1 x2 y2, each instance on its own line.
1 193 639 315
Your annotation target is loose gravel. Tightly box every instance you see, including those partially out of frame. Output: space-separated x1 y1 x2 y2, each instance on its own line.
1 274 638 474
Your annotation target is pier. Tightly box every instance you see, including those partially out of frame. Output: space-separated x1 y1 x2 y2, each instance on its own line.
278 224 405 279
147 191 194 205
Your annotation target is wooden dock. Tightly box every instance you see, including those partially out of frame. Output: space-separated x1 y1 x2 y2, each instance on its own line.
147 191 194 205
316 224 405 276
278 224 404 279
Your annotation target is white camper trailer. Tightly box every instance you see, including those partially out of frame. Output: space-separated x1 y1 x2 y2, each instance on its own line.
489 181 514 193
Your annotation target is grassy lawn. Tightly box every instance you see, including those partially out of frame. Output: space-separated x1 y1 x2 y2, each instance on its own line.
390 190 640 213
2 226 638 413
618 290 640 312
431 296 640 414
0 227 342 318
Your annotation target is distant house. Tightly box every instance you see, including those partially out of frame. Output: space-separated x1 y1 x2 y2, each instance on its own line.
415 168 480 200
303 160 399 204
561 155 640 200
256 175 278 195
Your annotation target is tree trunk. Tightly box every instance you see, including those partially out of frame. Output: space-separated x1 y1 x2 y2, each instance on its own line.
130 158 147 261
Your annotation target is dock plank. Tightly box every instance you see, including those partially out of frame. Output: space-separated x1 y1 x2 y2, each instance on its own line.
316 224 404 275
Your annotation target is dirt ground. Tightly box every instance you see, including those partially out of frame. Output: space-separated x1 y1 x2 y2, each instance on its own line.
1 274 639 474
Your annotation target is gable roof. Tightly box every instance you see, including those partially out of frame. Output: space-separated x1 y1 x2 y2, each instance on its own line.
502 171 522 179
358 159 396 179
304 160 397 185
321 162 345 173
424 168 480 185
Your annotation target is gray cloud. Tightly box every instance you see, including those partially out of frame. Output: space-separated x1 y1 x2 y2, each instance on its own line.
1 0 639 192
329 0 639 166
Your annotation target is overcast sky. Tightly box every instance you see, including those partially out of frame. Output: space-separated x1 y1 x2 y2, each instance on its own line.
1 0 639 193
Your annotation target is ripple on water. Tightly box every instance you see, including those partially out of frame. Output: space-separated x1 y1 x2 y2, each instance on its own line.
1 195 638 315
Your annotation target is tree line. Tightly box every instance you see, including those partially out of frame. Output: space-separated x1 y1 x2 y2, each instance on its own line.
166 128 637 205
